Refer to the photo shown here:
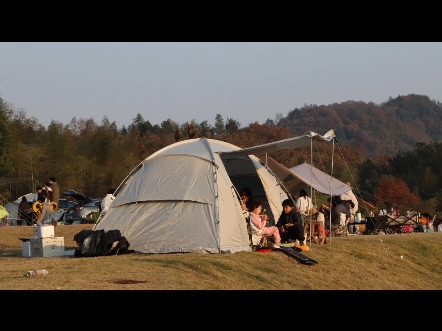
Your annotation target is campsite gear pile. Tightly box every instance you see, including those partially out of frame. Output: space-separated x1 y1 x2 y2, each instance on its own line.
23 224 65 258
364 211 432 235
73 229 132 257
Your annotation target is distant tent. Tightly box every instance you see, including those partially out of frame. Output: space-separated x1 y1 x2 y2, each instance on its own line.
4 192 38 218
265 157 350 197
265 157 376 212
1 177 31 216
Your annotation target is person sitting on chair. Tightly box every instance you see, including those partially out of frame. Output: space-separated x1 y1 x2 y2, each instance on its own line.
239 187 254 212
276 198 307 249
239 187 255 221
18 196 34 225
249 200 281 248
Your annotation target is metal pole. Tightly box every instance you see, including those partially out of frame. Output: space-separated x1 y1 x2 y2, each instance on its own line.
329 137 335 250
309 137 313 249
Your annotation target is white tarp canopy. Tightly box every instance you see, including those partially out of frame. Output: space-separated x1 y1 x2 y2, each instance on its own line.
96 138 288 254
264 157 350 197
221 130 336 156
288 162 350 196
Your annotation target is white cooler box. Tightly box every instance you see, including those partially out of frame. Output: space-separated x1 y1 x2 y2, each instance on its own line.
30 237 65 258
37 224 55 238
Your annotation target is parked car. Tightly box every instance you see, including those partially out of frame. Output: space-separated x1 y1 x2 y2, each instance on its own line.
58 199 78 211
60 190 102 225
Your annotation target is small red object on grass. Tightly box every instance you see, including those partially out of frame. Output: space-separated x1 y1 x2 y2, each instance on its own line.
256 247 271 253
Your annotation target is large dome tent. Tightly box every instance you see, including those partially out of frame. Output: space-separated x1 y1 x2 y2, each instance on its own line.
94 130 335 254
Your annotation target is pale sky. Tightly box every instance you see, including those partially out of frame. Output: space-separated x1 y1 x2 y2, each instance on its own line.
1 42 441 129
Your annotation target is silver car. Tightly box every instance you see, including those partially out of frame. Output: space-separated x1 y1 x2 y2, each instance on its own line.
61 190 102 224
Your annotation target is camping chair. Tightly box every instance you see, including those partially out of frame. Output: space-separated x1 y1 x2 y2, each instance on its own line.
246 215 269 248
331 212 349 236
365 216 386 234
384 211 424 233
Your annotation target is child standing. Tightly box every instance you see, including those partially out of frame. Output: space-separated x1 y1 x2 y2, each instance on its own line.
249 200 281 248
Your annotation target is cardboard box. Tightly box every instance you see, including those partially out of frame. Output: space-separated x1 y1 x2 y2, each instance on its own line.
30 237 64 258
37 224 54 238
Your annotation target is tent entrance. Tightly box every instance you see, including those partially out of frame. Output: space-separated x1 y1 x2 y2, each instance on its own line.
220 154 277 226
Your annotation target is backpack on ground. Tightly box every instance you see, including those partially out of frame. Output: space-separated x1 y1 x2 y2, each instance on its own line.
73 229 132 257
99 229 130 255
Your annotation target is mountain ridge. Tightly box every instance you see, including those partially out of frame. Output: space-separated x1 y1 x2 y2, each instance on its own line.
276 94 442 158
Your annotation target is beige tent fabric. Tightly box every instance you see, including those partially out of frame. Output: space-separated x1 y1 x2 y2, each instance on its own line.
96 138 288 254
265 157 350 197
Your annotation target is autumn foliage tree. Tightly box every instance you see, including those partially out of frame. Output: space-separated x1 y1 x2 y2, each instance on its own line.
374 177 420 211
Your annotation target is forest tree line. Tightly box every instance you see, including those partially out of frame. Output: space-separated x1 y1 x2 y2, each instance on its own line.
1 93 442 216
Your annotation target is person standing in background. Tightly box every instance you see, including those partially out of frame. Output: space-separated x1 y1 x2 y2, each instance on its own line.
36 186 47 203
295 189 313 217
340 182 358 216
101 188 116 214
42 182 53 201
48 177 60 207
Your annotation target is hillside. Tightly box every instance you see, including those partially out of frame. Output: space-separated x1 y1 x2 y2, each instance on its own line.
277 94 442 158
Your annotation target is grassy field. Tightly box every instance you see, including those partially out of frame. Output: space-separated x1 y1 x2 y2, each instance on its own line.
1 224 441 290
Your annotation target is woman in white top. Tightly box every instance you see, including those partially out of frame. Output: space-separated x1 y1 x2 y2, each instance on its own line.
295 188 313 216
101 188 116 214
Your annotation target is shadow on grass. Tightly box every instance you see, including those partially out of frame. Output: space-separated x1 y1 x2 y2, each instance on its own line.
133 255 279 285
0 248 22 257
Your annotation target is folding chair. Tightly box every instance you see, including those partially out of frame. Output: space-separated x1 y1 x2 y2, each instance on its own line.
246 215 269 248
385 211 424 233
331 212 349 236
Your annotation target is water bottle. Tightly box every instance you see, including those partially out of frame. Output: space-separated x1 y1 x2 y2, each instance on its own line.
391 207 394 216
33 224 38 238
24 269 49 277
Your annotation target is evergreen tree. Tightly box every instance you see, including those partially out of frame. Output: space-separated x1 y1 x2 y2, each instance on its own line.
214 114 225 136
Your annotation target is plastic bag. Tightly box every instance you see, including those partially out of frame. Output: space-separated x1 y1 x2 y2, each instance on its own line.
39 202 55 224
428 222 434 232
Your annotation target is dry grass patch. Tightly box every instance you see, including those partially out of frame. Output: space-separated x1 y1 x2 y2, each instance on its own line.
1 225 441 290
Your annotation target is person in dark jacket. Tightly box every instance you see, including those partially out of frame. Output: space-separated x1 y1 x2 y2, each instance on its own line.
36 186 47 203
276 198 307 248
18 196 33 225
324 196 351 230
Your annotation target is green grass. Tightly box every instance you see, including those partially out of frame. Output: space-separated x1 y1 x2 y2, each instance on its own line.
1 224 441 290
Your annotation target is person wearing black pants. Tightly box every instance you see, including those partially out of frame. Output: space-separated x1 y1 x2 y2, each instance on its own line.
276 198 307 248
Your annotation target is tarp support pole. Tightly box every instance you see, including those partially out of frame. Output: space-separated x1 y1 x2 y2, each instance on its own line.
309 137 313 249
329 137 335 251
